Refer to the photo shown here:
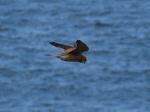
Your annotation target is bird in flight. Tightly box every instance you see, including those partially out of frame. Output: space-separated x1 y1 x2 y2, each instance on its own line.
48 40 89 63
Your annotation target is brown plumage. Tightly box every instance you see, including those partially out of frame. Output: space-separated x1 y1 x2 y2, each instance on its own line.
49 40 89 63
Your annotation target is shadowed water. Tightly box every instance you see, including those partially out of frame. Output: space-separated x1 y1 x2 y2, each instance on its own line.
0 0 150 112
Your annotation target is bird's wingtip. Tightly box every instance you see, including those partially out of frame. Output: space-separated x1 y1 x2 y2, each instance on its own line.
76 40 81 42
49 41 54 44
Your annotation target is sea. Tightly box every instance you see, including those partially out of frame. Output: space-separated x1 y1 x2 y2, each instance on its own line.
0 0 150 112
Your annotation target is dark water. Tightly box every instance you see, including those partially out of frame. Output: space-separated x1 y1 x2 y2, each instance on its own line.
0 0 150 112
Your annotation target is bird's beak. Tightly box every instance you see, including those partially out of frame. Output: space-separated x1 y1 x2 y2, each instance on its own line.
83 61 87 64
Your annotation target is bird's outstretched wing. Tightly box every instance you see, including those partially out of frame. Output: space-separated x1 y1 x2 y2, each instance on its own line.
68 40 89 54
49 41 73 50
75 40 89 52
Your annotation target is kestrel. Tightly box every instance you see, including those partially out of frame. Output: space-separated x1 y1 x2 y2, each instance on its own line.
49 40 89 63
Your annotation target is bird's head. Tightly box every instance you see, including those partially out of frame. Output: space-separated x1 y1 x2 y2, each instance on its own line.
79 55 87 64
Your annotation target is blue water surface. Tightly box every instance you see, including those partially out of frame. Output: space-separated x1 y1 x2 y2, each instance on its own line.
0 0 150 112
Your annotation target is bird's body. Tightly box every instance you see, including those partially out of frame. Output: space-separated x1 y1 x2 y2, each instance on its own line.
57 53 86 62
49 40 89 63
